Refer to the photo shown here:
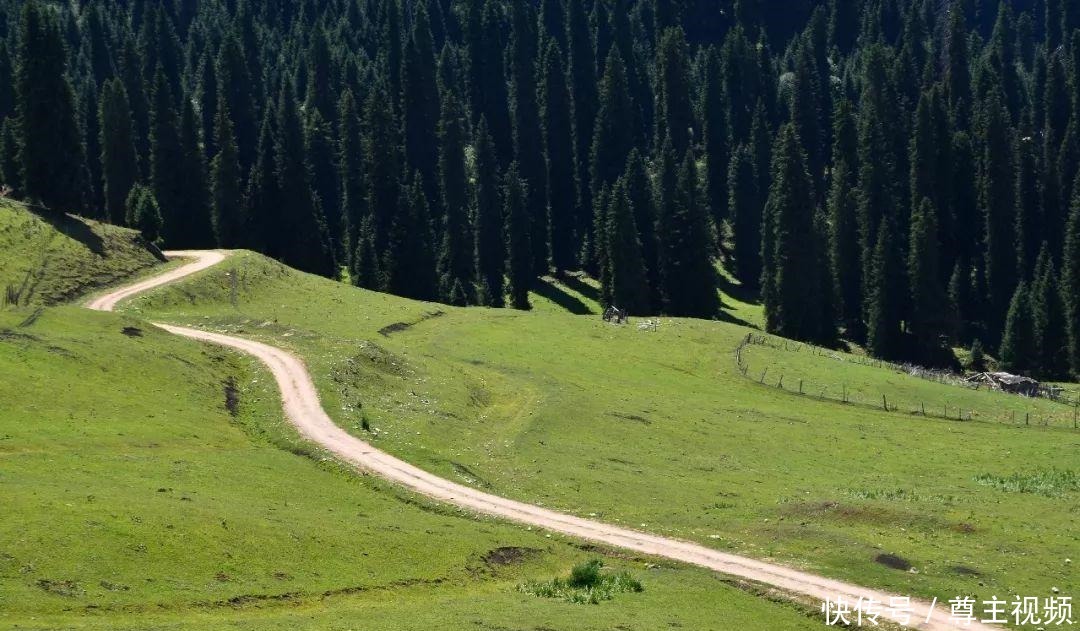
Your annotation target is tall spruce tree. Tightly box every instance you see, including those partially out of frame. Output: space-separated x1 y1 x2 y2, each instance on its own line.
402 2 440 203
338 91 364 267
436 93 475 305
1063 175 1080 374
763 125 825 343
505 163 533 310
509 0 549 276
999 281 1035 374
908 198 946 356
657 148 719 318
148 66 183 244
474 120 506 307
384 177 438 301
211 107 243 247
16 1 84 212
701 46 728 227
1032 245 1069 378
655 28 694 156
865 217 906 359
729 144 761 290
541 40 577 274
99 79 138 224
623 150 661 311
274 84 334 277
602 178 650 313
980 93 1018 339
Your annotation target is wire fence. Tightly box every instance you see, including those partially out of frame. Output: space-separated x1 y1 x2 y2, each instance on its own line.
733 333 1080 430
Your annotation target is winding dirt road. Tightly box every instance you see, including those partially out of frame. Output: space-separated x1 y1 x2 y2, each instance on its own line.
87 250 990 630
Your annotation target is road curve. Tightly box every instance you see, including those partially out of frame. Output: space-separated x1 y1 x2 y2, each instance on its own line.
87 250 988 631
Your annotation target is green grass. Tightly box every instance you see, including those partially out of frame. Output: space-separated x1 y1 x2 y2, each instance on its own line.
126 251 1079 613
737 333 1080 428
0 200 164 306
0 304 822 630
519 559 644 604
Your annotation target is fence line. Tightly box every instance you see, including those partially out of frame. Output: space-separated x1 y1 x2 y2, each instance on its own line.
732 333 1080 430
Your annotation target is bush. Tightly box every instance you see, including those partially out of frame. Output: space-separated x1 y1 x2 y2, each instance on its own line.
519 559 643 605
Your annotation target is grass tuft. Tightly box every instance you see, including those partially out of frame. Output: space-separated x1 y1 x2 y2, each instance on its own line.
973 469 1079 497
519 560 643 605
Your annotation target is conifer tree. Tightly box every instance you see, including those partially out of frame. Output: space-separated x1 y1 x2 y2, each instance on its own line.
16 1 84 212
567 0 597 247
602 178 649 314
305 110 341 260
338 91 364 266
865 217 905 359
437 93 474 305
945 5 973 129
980 94 1017 338
763 125 824 343
729 144 761 290
908 198 946 355
178 99 213 247
0 119 19 192
1032 245 1069 378
505 164 533 310
541 40 577 274
364 85 402 254
149 67 184 244
623 150 661 311
999 281 1034 374
99 79 138 224
655 28 693 156
657 148 719 318
474 120 505 307
244 104 278 254
402 2 440 203
274 84 334 277
509 0 549 275
828 97 862 338
351 217 380 290
468 0 513 164
125 184 162 244
384 177 438 301
590 49 635 211
216 35 257 174
701 46 728 226
1063 175 1080 374
211 107 243 247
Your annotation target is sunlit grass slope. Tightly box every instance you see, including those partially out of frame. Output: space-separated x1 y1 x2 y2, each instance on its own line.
129 251 1077 612
0 304 821 630
0 200 164 306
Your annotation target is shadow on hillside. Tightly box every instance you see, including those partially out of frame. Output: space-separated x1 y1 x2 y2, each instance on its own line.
533 278 594 315
715 307 755 329
30 208 105 256
560 274 600 304
716 268 760 306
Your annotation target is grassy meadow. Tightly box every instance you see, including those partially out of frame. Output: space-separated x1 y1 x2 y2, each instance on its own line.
0 211 819 629
125 251 1078 613
0 201 164 307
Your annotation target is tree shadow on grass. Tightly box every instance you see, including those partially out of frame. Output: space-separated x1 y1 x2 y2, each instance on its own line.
532 278 595 315
30 208 105 256
716 267 761 306
560 274 601 304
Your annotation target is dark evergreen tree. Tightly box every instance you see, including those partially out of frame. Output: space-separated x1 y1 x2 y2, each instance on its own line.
567 0 598 266
437 93 475 305
763 125 825 343
305 110 341 261
701 46 728 228
590 49 635 215
865 217 905 359
364 84 402 254
655 28 693 156
602 178 649 313
729 144 761 290
99 79 137 224
509 0 549 276
908 198 946 355
541 40 577 274
148 67 184 244
505 163 533 310
657 147 719 318
338 91 364 267
980 94 1018 338
402 2 440 203
177 98 213 247
474 120 505 307
384 177 438 300
125 183 162 244
211 106 243 247
274 84 334 277
623 150 661 311
15 1 84 212
1063 175 1080 374
999 281 1035 373
1032 245 1069 378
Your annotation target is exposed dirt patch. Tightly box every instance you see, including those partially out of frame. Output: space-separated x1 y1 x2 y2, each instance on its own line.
607 412 652 425
482 546 542 566
874 553 912 571
223 376 240 416
36 578 83 597
121 326 143 337
377 310 445 337
951 522 976 534
951 565 981 576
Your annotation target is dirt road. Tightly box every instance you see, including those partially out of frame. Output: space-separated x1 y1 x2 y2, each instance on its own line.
88 250 991 631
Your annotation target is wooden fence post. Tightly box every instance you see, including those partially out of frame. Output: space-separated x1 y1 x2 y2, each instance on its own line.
882 394 888 411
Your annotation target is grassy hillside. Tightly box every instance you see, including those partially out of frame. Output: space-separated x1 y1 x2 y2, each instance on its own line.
128 251 1078 612
0 304 821 630
0 200 164 306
